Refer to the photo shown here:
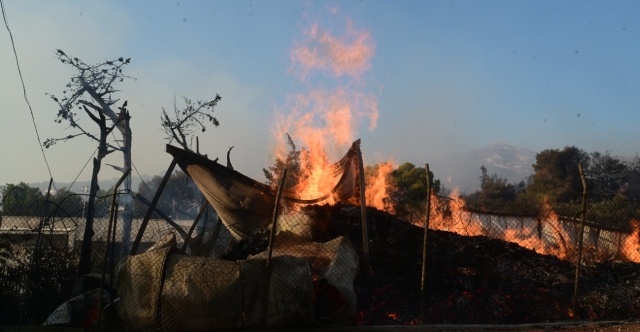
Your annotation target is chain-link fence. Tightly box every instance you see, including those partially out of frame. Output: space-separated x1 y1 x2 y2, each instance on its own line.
0 183 229 327
3 180 640 329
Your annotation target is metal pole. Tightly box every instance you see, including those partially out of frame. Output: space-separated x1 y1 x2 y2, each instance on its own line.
131 159 177 255
420 164 432 324
572 164 588 319
261 169 287 329
134 193 189 241
108 205 118 307
181 201 210 253
356 141 370 281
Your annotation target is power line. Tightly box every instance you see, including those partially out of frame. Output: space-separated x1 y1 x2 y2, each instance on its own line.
67 148 98 193
1 0 54 180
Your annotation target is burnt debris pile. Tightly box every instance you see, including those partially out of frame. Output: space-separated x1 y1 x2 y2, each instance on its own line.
229 203 640 325
357 206 640 325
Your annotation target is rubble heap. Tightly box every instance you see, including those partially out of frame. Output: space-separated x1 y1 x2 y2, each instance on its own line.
226 204 640 325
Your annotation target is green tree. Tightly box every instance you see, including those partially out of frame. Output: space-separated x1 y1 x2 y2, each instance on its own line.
387 162 441 218
465 166 518 211
620 154 640 199
263 134 309 188
1 183 43 216
587 151 629 198
50 187 84 217
138 171 203 219
527 146 590 202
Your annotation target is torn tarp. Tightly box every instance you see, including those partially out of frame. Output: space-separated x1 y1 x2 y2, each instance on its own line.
166 140 361 241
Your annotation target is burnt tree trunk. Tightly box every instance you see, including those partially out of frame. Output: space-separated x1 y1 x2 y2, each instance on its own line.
77 110 109 276
120 117 133 255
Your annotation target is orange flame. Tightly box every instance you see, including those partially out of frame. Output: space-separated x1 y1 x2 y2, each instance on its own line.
365 162 394 213
424 191 582 261
290 19 375 80
271 12 378 203
621 219 640 262
428 188 484 236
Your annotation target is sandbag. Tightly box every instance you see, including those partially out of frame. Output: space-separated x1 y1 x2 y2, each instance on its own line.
115 234 315 331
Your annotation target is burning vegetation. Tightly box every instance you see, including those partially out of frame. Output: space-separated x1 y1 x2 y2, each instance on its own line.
6 5 640 330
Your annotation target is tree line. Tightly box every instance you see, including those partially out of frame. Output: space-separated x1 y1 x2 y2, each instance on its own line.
464 147 640 209
4 145 639 222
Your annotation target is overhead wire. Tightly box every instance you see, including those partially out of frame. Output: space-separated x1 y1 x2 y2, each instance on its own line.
1 0 54 180
67 148 98 194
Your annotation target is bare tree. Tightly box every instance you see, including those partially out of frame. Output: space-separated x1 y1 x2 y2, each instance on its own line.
160 95 231 254
45 50 133 274
161 95 221 155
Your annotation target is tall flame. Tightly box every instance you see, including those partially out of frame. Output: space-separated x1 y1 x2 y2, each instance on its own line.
365 162 395 213
291 19 375 80
270 10 379 203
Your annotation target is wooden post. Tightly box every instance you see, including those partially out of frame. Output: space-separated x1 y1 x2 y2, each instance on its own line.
356 141 370 281
261 169 287 329
572 164 588 319
131 158 177 255
420 164 432 324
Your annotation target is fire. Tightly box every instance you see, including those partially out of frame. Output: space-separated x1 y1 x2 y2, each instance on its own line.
621 219 640 262
537 200 572 260
290 18 375 80
425 191 581 261
428 188 484 236
501 200 573 259
270 10 379 204
365 162 394 213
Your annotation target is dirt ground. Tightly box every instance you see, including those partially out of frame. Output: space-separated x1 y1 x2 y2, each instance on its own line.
3 321 640 332
266 321 640 332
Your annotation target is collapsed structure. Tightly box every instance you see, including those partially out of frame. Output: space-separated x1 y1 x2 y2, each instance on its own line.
110 141 366 330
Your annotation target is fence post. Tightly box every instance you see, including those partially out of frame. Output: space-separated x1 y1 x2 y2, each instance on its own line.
420 164 432 325
572 164 588 318
356 141 370 281
262 169 288 329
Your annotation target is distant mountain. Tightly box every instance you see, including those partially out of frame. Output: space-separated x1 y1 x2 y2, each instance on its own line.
434 144 536 194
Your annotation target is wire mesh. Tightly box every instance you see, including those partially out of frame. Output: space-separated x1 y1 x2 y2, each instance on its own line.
3 184 640 329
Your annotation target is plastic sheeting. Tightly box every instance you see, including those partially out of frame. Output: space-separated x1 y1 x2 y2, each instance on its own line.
166 140 361 241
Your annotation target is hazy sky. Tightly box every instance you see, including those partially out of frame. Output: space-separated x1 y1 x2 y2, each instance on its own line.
2 0 639 189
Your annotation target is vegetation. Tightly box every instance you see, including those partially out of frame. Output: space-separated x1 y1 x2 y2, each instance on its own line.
263 134 309 188
137 171 203 220
160 94 223 156
385 162 440 218
1 183 109 218
44 50 134 275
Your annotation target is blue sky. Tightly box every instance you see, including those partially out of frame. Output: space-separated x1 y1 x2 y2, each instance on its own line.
2 0 639 189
